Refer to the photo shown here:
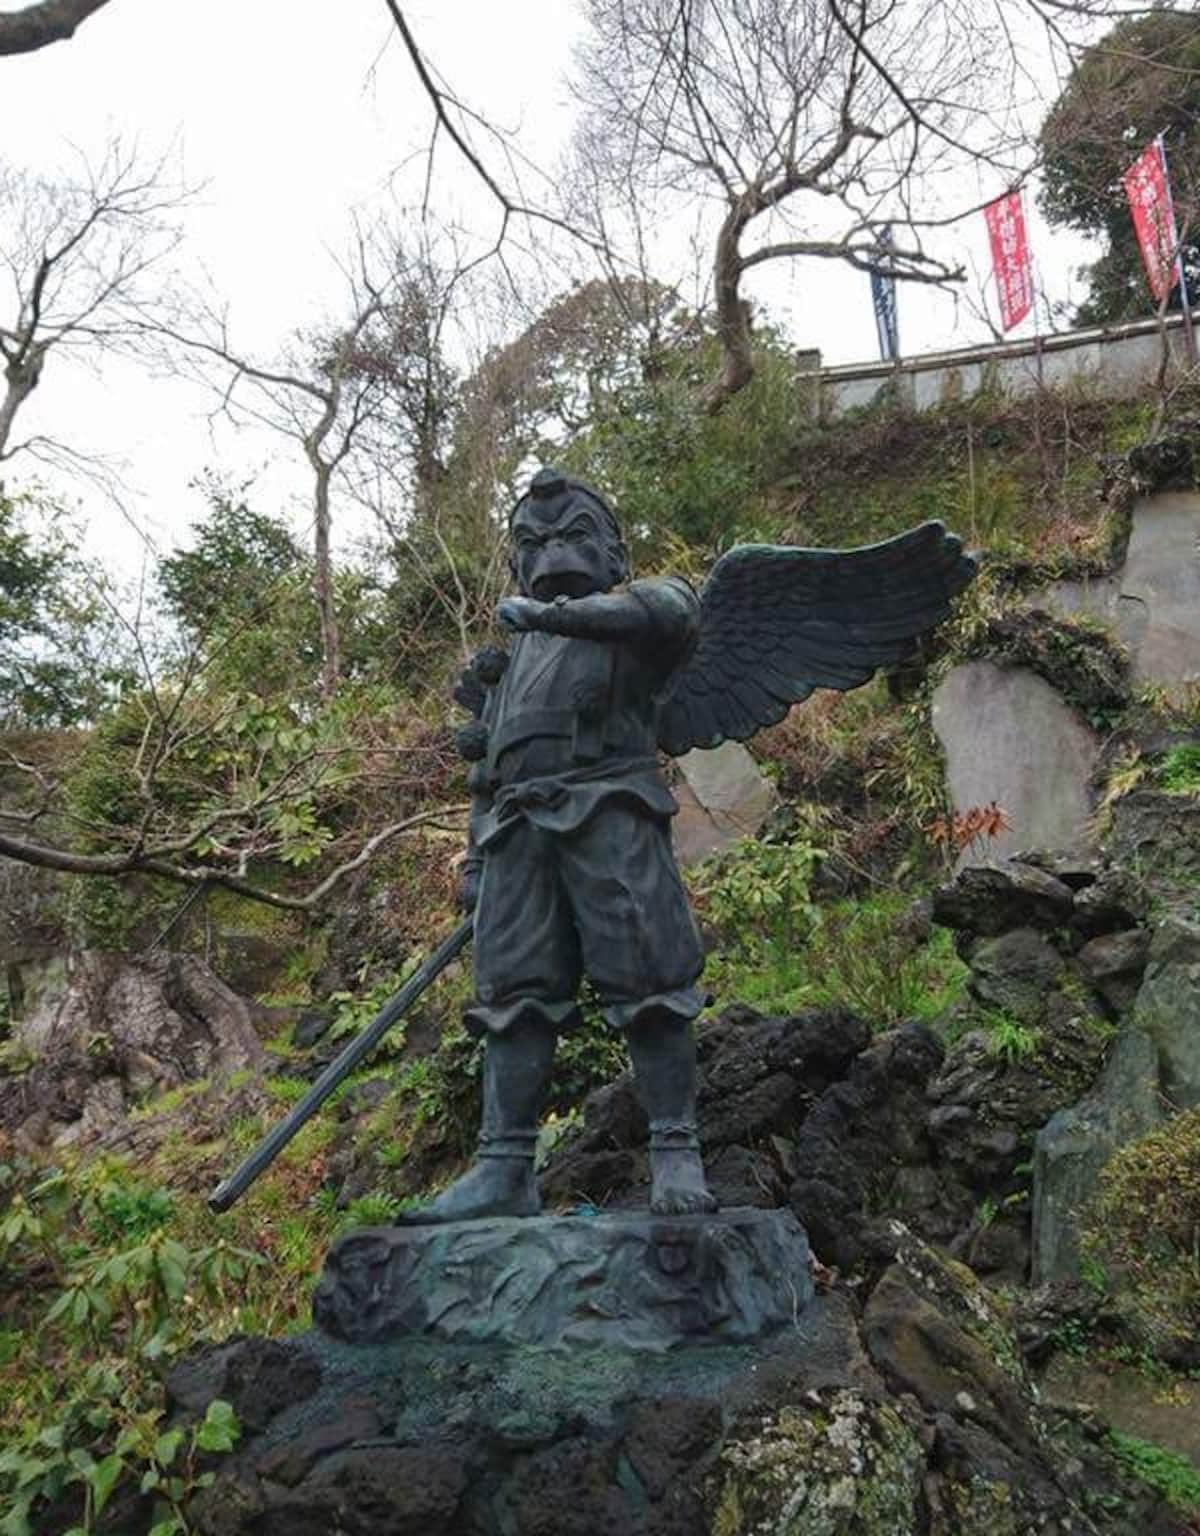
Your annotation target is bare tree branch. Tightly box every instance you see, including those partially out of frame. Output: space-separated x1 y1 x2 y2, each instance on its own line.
0 0 111 57
0 805 467 912
378 0 612 281
571 0 1038 408
0 139 196 476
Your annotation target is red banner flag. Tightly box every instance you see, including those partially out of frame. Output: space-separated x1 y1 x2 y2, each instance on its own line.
984 191 1034 332
1123 138 1180 305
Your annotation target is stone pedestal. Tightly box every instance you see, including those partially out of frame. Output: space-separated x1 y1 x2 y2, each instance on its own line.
312 1206 813 1351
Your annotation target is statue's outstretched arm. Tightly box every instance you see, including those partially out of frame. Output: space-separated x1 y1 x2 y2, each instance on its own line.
497 578 697 646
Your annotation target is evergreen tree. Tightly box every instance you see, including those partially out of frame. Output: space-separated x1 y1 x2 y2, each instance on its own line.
157 479 303 641
1040 12 1200 327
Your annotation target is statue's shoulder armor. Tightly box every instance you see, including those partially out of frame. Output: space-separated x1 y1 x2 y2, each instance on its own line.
626 575 700 640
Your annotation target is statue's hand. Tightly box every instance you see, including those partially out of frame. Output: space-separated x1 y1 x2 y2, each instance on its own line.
496 596 547 632
459 866 481 913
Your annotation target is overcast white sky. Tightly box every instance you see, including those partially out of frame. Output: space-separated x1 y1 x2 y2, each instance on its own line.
1 0 1098 581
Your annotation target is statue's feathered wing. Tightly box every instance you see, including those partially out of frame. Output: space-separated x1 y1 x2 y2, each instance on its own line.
657 522 976 757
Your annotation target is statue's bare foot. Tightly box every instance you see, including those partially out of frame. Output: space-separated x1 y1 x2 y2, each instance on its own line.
395 1158 539 1225
649 1148 718 1214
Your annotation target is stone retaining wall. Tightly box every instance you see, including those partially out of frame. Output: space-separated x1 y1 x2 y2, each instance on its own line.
800 313 1200 419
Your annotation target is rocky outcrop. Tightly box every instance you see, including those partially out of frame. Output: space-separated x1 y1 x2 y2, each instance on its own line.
535 822 1198 1308
932 860 1078 938
536 852 1143 1290
540 1004 871 1214
789 1022 957 1271
169 1229 1186 1536
1032 1030 1164 1285
1131 917 1200 1110
0 951 264 1148
1032 914 1200 1285
1109 789 1200 888
1077 929 1152 1014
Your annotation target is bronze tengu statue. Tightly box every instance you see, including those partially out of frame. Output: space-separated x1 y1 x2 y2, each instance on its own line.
208 469 975 1220
406 467 976 1224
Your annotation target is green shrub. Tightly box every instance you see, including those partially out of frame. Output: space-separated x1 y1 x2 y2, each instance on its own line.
697 878 971 1032
339 1190 402 1229
0 1382 240 1536
803 901 967 1024
561 331 800 561
980 1010 1041 1064
89 1181 175 1245
0 1158 254 1535
691 835 823 956
1087 1109 1200 1354
549 1013 628 1112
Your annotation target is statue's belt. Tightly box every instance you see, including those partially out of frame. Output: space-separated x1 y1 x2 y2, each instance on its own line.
485 708 653 770
476 757 672 848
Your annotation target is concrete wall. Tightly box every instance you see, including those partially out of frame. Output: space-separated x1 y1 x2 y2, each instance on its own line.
800 315 1200 420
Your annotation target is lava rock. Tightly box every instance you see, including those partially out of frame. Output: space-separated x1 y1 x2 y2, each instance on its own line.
177 1225 1186 1536
292 1007 333 1048
965 1215 1030 1283
789 1023 955 1270
703 1144 782 1208
286 1443 468 1536
1031 1029 1163 1285
1011 848 1100 889
967 927 1064 1016
1110 790 1200 888
167 1336 323 1436
623 1396 722 1502
501 1436 634 1536
540 1005 870 1210
864 1265 1032 1452
256 1400 383 1488
926 1005 1108 1201
1133 915 1200 1109
1076 928 1152 1014
932 862 1075 943
1069 865 1149 941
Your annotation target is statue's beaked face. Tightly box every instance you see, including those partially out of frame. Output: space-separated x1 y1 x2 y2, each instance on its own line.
511 501 615 601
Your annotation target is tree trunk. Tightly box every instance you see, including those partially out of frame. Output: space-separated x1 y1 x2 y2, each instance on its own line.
701 204 756 415
0 354 42 458
411 426 445 523
313 464 340 699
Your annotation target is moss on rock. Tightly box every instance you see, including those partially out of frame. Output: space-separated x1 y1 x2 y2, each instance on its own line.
890 1229 1028 1387
934 1476 1021 1536
709 1389 925 1536
959 608 1130 726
